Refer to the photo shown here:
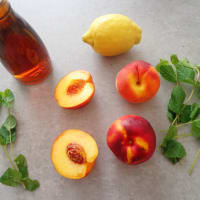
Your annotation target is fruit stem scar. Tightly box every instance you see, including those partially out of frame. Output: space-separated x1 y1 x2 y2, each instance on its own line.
66 143 86 164
136 65 140 85
67 79 85 95
128 140 133 145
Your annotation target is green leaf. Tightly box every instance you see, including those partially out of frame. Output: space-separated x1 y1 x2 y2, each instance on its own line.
155 59 169 72
192 119 200 139
195 82 200 89
2 89 14 108
161 125 177 147
161 139 186 164
3 115 17 130
22 178 40 191
196 64 200 68
160 64 177 83
4 89 14 103
179 105 191 123
168 86 186 114
190 103 199 120
15 154 28 178
0 168 22 187
0 126 10 145
0 135 6 145
178 58 194 68
0 115 17 145
168 109 176 122
0 92 3 105
0 126 16 145
170 54 179 65
176 65 195 84
10 128 16 143
177 103 199 123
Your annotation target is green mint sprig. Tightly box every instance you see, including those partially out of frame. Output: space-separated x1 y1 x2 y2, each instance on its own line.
156 55 200 175
0 89 39 191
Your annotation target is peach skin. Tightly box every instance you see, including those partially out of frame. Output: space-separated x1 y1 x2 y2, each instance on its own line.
116 60 160 103
107 115 156 165
54 70 95 109
51 129 98 179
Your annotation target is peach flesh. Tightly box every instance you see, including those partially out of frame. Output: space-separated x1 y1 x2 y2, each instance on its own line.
54 70 95 109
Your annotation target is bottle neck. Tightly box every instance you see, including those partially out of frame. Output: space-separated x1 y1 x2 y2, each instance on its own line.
0 0 10 19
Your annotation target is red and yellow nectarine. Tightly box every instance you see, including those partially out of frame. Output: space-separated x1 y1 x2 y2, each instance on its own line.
116 60 160 103
51 129 98 179
107 115 156 165
54 70 95 109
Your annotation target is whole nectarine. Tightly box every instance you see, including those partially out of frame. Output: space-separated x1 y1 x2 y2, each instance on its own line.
51 129 98 179
107 115 156 164
54 70 95 109
116 60 160 103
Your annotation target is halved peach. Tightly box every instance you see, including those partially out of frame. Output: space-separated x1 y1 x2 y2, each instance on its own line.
51 129 98 179
54 70 95 109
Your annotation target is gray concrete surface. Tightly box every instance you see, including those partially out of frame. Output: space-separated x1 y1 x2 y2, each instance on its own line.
0 0 200 199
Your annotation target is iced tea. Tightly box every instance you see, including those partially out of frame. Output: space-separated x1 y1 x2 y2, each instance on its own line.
0 0 51 84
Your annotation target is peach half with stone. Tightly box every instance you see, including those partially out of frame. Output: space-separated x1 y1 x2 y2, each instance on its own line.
51 129 98 179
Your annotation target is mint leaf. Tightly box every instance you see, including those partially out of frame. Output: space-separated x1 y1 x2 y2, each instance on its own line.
4 89 14 103
0 135 6 145
170 54 179 65
22 178 40 191
179 105 191 123
196 64 200 69
0 115 17 145
178 103 199 123
192 119 200 139
0 89 40 191
9 128 16 143
2 89 14 108
161 125 177 147
161 139 186 164
15 154 28 178
0 168 22 187
168 86 186 114
3 115 17 130
178 58 194 68
160 65 177 83
0 126 10 145
168 109 176 122
0 92 3 105
190 103 199 120
176 65 195 84
156 59 169 72
0 126 16 145
195 82 200 89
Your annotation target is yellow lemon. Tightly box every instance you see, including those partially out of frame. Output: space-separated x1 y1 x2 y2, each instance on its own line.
82 14 142 56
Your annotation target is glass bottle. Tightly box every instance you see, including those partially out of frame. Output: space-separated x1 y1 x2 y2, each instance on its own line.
0 0 52 84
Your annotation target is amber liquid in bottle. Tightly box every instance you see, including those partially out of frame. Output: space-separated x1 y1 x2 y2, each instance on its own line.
0 0 51 84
